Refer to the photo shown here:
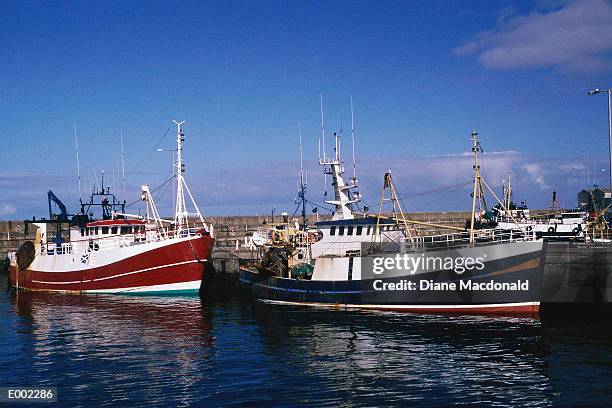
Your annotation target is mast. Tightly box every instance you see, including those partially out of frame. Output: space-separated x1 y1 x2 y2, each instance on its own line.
74 123 81 199
469 131 486 243
92 169 99 193
349 97 361 203
351 96 357 181
373 171 418 250
317 98 362 220
501 179 506 214
506 171 512 212
320 131 360 220
173 120 187 234
320 93 326 162
549 190 561 210
171 120 210 236
120 128 126 195
320 93 328 197
298 121 307 231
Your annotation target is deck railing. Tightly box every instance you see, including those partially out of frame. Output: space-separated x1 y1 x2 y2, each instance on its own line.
370 228 537 254
496 216 586 225
38 227 204 256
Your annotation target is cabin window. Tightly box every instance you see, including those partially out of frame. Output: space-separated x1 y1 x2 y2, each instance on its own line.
120 226 131 234
87 228 92 236
140 226 146 233
102 226 109 234
366 226 372 235
348 257 354 281
356 226 363 235
80 228 85 236
339 226 345 236
111 226 118 234
330 226 336 236
347 226 354 236
94 227 99 235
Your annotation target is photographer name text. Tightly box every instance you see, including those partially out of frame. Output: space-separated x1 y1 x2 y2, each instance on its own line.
373 279 529 292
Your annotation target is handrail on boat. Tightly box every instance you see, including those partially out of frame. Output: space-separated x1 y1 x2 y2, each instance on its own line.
38 227 204 256
365 227 537 255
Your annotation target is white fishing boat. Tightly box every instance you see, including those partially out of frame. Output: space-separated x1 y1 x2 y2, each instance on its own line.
242 110 544 315
492 175 587 240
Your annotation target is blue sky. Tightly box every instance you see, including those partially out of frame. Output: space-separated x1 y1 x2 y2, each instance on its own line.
1 0 612 219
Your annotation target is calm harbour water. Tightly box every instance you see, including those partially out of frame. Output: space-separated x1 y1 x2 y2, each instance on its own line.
1 275 612 407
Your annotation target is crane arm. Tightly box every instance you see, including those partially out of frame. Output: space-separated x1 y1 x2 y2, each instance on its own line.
47 190 68 221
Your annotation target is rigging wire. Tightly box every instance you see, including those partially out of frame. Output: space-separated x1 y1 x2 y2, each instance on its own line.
411 184 475 212
397 181 472 201
291 202 301 219
302 181 472 216
151 172 174 206
304 198 334 214
125 174 175 208
127 127 171 176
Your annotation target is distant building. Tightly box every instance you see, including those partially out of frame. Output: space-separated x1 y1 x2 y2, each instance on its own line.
577 188 612 214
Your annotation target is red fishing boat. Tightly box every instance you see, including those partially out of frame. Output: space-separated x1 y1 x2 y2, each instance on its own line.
9 120 214 294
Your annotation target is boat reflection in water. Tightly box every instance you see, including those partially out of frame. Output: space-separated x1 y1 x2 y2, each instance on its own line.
10 291 214 345
5 289 612 407
248 303 612 407
249 304 552 406
8 291 215 406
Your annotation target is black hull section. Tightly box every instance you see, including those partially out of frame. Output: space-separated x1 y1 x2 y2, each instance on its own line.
543 241 612 304
240 248 545 315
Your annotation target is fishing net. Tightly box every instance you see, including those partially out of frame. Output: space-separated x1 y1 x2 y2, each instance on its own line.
16 241 35 271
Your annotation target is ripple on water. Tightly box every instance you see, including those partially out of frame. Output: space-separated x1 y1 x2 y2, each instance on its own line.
2 290 612 407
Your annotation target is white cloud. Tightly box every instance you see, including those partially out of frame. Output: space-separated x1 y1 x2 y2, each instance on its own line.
452 0 612 73
523 163 549 189
191 150 592 213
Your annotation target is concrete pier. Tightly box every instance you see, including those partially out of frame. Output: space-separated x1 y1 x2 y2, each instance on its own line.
0 221 33 260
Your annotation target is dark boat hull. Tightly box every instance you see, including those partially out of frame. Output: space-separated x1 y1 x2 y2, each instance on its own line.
240 241 545 316
542 241 612 304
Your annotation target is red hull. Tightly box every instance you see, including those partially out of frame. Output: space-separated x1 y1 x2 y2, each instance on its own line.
9 235 214 293
369 304 540 316
261 299 540 317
